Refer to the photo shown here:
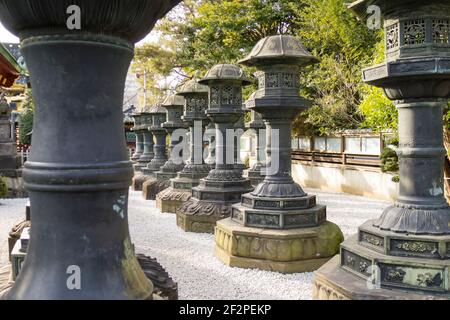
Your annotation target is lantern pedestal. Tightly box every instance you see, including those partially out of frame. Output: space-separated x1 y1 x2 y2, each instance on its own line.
215 219 342 273
156 167 210 213
312 255 449 300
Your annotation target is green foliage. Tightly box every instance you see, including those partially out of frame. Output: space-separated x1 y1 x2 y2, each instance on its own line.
359 86 397 131
444 103 450 130
291 0 380 136
358 31 397 132
159 0 304 75
380 136 399 176
0 176 8 198
19 89 34 145
132 42 178 106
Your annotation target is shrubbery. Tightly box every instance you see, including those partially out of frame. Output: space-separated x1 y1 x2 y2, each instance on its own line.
19 89 34 145
380 136 399 182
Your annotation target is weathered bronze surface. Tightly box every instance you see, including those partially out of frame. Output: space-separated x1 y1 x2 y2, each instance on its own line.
0 0 180 299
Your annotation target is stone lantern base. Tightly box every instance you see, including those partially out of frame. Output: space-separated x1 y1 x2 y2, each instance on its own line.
312 256 450 300
156 165 211 213
132 172 154 191
313 219 450 299
142 178 171 200
176 175 253 233
214 218 343 273
156 187 191 213
246 167 265 187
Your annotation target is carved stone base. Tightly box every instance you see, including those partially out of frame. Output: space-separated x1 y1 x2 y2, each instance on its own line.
132 173 154 191
133 163 147 172
142 179 170 200
312 256 449 300
214 218 343 273
246 167 265 187
156 188 192 213
176 199 233 233
335 223 450 295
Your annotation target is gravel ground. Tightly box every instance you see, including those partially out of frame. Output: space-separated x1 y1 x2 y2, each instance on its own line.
0 188 389 300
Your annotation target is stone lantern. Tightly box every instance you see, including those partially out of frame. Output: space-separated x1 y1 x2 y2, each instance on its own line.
156 79 210 213
176 64 254 233
142 105 168 175
0 94 20 177
0 0 180 299
213 35 344 273
133 106 155 172
313 0 450 299
132 105 168 191
245 104 266 187
130 113 144 162
142 94 186 200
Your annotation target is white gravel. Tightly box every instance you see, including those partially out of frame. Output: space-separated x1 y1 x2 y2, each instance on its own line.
0 188 389 300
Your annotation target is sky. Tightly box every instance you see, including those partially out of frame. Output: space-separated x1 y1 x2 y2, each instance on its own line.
0 22 18 43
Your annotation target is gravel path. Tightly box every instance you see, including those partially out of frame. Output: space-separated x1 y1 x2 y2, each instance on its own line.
0 188 389 300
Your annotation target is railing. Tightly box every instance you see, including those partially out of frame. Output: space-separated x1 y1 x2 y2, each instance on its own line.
17 146 30 165
290 133 391 169
291 150 381 168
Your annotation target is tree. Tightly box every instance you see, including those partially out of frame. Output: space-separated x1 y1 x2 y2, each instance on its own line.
131 42 178 106
136 0 387 136
292 0 380 136
157 0 304 75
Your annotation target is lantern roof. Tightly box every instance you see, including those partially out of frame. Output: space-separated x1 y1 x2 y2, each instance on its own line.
161 94 184 107
239 35 318 67
140 104 153 114
198 64 253 85
177 79 209 96
149 104 166 115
